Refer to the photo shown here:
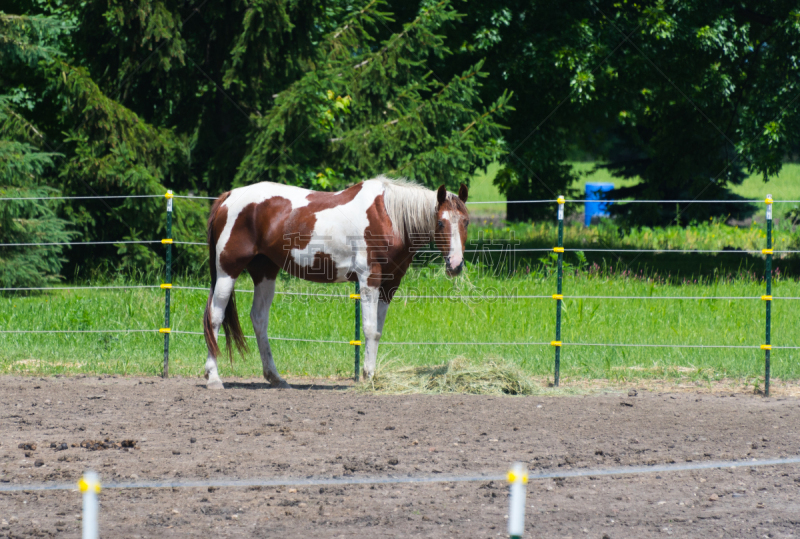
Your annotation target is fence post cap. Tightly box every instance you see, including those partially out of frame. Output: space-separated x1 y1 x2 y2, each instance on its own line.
507 463 528 484
78 471 101 493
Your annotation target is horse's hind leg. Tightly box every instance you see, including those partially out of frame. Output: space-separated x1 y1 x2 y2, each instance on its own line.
249 257 289 388
205 273 236 389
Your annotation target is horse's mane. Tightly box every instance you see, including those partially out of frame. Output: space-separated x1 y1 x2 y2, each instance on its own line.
377 176 437 241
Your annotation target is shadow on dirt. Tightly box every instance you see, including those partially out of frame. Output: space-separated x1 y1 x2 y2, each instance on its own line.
219 381 351 391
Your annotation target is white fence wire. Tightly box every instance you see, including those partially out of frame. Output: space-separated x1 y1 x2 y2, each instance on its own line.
2 456 799 493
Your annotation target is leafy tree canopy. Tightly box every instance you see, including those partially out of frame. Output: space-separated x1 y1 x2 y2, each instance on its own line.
444 1 800 224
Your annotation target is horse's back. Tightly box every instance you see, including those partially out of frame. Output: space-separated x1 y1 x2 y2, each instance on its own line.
213 180 392 282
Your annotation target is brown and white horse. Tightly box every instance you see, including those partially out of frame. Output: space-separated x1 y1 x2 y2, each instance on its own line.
203 176 469 389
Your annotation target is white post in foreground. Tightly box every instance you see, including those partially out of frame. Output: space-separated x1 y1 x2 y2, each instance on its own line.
507 462 528 538
79 471 101 539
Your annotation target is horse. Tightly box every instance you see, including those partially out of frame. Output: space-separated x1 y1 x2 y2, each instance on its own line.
202 176 470 389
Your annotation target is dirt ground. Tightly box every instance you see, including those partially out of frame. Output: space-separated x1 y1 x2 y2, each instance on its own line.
1 375 799 538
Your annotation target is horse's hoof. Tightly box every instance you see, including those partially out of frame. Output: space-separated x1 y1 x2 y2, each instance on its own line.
264 370 291 389
206 378 224 390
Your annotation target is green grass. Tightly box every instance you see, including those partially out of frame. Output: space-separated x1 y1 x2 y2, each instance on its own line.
468 213 800 281
732 164 800 202
4 162 799 386
469 161 800 209
2 268 798 384
569 162 641 193
468 162 505 214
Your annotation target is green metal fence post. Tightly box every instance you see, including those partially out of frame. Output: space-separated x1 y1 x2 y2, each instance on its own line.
162 190 173 378
353 280 361 382
553 195 565 387
764 194 773 397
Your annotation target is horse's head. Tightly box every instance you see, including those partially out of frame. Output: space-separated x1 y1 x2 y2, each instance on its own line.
434 184 469 277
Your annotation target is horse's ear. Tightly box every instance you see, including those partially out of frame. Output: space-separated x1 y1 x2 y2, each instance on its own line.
437 185 447 205
458 183 468 203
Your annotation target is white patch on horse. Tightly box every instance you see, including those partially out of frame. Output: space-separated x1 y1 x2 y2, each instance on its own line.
217 183 313 255
442 209 463 269
290 180 385 281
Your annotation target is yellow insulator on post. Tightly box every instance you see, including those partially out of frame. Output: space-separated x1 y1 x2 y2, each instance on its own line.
556 196 565 205
765 197 773 205
762 248 773 255
78 476 101 494
164 192 174 199
350 293 361 299
350 340 361 346
552 294 563 300
161 239 173 244
507 470 529 484
761 344 772 350
550 340 562 347
159 328 171 334
553 247 564 253
761 295 772 301
160 283 172 289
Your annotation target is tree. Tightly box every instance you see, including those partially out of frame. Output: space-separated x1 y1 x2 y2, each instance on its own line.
236 1 512 191
441 1 800 224
2 0 510 279
0 13 73 287
1 7 209 279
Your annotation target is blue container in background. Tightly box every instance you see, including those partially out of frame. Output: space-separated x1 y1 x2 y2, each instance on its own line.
585 183 614 226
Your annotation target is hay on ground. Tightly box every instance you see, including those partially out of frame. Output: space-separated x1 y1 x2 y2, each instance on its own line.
364 357 538 395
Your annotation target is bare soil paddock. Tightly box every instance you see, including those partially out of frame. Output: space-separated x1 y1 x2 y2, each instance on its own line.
1 375 799 538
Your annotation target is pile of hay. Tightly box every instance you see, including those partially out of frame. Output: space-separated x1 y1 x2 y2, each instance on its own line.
364 357 538 395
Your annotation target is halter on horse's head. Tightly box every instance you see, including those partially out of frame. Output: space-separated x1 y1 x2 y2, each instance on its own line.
434 184 469 276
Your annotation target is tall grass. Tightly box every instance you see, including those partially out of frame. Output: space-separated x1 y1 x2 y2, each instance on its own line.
2 266 798 383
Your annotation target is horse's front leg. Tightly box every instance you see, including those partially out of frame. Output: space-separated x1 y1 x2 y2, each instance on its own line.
359 283 381 380
251 278 290 389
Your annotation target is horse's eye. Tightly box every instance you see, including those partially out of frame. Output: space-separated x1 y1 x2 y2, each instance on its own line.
437 220 444 229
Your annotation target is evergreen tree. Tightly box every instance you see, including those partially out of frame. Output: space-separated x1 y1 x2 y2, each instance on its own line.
236 0 512 190
2 0 511 278
0 13 73 287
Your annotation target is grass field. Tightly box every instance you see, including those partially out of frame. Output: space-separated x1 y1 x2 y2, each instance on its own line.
467 162 505 213
3 163 798 386
1 267 797 386
469 162 800 214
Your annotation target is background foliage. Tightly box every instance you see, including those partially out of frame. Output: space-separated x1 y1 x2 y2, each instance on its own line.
1 1 799 286
442 1 800 223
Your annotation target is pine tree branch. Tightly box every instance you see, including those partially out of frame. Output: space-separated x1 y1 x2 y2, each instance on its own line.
352 0 450 71
2 105 45 144
331 0 379 40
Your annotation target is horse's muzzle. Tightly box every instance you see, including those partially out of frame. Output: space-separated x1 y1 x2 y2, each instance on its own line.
445 258 465 276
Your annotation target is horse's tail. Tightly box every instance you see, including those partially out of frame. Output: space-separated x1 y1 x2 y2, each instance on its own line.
203 191 248 363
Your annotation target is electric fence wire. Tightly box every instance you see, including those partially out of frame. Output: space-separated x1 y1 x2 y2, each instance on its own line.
6 193 800 205
6 284 800 301
2 456 799 493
